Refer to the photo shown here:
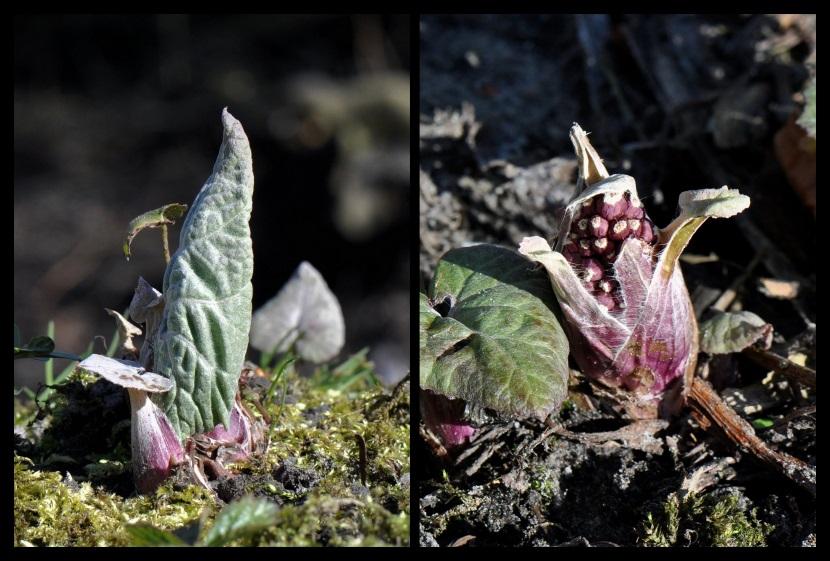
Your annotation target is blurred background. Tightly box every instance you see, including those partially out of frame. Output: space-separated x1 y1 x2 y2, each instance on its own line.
14 14 410 390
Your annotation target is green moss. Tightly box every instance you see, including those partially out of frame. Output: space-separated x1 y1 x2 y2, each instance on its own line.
14 353 409 546
14 454 216 546
640 491 773 547
242 495 409 546
527 462 559 501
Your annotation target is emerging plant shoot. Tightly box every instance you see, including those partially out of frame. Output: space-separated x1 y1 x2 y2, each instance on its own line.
77 109 260 493
519 124 750 418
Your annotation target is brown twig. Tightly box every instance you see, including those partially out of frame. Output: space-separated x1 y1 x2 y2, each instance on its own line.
772 404 816 430
463 441 504 477
686 377 815 497
742 345 816 390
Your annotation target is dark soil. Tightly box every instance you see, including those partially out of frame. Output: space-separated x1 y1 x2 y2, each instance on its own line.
419 14 815 547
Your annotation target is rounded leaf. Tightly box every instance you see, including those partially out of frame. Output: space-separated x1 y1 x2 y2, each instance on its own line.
420 244 570 421
250 261 345 363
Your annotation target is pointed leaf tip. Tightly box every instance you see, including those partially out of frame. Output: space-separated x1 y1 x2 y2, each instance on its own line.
155 110 255 439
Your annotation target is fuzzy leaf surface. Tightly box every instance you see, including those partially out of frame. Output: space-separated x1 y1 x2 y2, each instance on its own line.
154 109 255 439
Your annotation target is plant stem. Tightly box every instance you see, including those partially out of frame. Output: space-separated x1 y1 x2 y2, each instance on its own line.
161 224 171 265
45 321 55 386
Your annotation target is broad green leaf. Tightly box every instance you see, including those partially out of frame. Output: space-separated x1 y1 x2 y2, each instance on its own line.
420 244 570 421
154 109 255 439
125 523 187 546
200 496 278 547
250 261 345 363
699 311 773 355
123 203 188 261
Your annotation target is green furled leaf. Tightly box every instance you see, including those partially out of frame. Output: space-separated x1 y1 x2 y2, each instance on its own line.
154 109 255 440
420 244 570 421
125 523 187 546
200 496 278 547
797 76 815 139
122 203 188 261
699 311 773 355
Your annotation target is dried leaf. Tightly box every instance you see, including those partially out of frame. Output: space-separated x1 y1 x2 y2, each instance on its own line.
105 308 142 359
127 277 165 369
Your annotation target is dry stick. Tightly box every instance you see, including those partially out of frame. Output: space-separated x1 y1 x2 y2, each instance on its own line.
773 404 816 430
464 442 504 477
686 377 815 497
742 345 816 390
516 424 557 459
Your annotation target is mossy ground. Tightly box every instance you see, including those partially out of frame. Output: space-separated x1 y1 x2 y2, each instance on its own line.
14 354 410 547
641 491 773 547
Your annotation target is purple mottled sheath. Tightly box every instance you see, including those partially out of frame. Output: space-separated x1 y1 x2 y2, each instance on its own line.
519 124 750 419
421 390 477 449
130 390 186 493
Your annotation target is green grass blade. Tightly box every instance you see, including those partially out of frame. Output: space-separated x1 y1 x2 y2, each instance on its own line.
266 352 296 404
